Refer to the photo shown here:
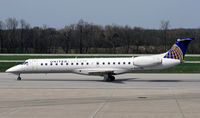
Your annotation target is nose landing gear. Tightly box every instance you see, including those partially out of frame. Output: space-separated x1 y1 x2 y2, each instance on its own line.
17 74 21 80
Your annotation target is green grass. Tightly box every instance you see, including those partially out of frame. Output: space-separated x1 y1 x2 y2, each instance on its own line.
184 56 200 61
1 62 199 73
0 62 21 72
0 56 132 60
0 55 199 61
155 63 200 73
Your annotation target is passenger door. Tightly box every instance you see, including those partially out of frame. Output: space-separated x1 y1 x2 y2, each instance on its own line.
31 60 38 72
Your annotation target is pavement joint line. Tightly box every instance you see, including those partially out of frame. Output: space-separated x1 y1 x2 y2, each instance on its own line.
170 89 186 118
0 108 19 117
0 74 200 117
90 89 115 118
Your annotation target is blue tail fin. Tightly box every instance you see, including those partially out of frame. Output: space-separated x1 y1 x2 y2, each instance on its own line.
164 38 195 61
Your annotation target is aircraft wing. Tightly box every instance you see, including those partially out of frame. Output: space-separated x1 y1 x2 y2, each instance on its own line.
73 68 130 76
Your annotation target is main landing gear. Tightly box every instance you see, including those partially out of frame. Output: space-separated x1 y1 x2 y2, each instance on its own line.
103 74 115 82
17 74 21 80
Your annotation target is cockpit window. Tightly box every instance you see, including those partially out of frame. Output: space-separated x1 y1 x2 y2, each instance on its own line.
22 61 28 65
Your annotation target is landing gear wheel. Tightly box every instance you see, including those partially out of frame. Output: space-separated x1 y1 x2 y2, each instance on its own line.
104 78 111 82
17 77 21 80
103 74 115 82
110 76 115 81
17 74 21 81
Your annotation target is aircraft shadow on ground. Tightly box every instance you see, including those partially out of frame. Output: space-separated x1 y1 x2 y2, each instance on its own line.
112 79 183 83
132 79 182 82
21 78 185 84
22 78 135 84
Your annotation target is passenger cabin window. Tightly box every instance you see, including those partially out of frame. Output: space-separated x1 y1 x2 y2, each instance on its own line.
118 62 120 65
61 63 63 65
123 62 126 64
50 63 53 66
128 62 131 65
97 62 99 65
81 63 84 65
41 63 43 66
71 63 73 65
45 63 48 66
66 63 68 65
113 62 115 65
56 63 58 65
108 62 110 65
86 62 89 65
76 63 78 65
102 62 105 65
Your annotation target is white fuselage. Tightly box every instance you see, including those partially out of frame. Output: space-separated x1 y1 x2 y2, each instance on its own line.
6 55 181 76
5 37 193 81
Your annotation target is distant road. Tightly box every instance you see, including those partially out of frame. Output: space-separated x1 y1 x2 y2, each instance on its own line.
0 54 199 56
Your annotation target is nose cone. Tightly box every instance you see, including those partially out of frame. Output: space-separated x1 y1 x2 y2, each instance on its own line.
5 65 22 73
5 67 16 73
5 68 12 73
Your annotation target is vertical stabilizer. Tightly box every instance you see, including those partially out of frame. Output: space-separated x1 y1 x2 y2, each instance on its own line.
163 38 195 61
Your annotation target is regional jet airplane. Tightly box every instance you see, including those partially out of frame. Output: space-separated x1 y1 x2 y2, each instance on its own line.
6 38 194 82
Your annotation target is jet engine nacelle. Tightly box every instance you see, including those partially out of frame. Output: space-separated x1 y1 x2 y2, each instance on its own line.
133 56 162 67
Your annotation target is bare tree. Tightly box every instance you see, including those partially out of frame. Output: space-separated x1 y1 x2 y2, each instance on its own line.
133 27 144 53
0 18 199 54
77 19 85 54
5 18 19 52
6 18 18 30
20 19 27 52
0 20 5 52
20 19 26 29
160 20 170 51
60 26 73 53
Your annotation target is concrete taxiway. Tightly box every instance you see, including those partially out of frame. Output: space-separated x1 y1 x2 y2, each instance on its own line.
0 73 200 118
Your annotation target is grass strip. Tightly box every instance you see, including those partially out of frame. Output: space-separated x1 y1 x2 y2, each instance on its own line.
0 55 199 61
0 62 21 72
154 63 200 73
184 56 200 61
0 62 199 73
0 56 131 60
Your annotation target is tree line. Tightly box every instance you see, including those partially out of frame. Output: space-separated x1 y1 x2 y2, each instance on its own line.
0 18 199 54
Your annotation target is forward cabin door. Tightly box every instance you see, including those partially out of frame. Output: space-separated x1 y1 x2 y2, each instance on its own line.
31 60 38 72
